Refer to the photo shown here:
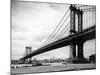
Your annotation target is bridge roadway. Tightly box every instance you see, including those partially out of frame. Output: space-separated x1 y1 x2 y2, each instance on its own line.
20 25 96 60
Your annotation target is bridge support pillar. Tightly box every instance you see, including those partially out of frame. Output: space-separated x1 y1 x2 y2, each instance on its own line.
25 57 32 63
28 57 32 63
69 41 76 62
68 5 88 63
70 44 76 58
78 11 83 32
77 42 84 58
69 5 77 62
73 41 88 63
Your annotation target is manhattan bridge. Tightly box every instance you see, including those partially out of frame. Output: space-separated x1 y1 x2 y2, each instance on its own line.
20 4 96 63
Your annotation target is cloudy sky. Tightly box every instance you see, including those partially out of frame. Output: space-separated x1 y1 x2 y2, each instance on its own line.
11 0 96 60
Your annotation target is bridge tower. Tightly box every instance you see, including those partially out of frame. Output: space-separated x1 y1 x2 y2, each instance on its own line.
76 8 87 63
25 46 32 63
69 5 87 63
77 9 84 58
69 5 77 60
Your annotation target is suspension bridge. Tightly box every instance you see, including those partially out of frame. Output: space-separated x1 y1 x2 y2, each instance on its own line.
20 4 96 63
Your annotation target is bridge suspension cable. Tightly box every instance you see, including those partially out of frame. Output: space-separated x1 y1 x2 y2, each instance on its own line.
55 22 70 40
49 14 70 42
82 5 96 29
40 8 70 47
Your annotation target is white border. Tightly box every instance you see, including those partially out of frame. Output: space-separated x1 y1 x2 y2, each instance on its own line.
0 0 99 75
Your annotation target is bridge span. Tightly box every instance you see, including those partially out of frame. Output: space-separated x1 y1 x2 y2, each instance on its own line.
20 25 95 61
20 5 96 63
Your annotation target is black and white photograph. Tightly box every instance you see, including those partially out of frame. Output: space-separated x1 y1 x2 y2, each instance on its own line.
11 0 96 74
